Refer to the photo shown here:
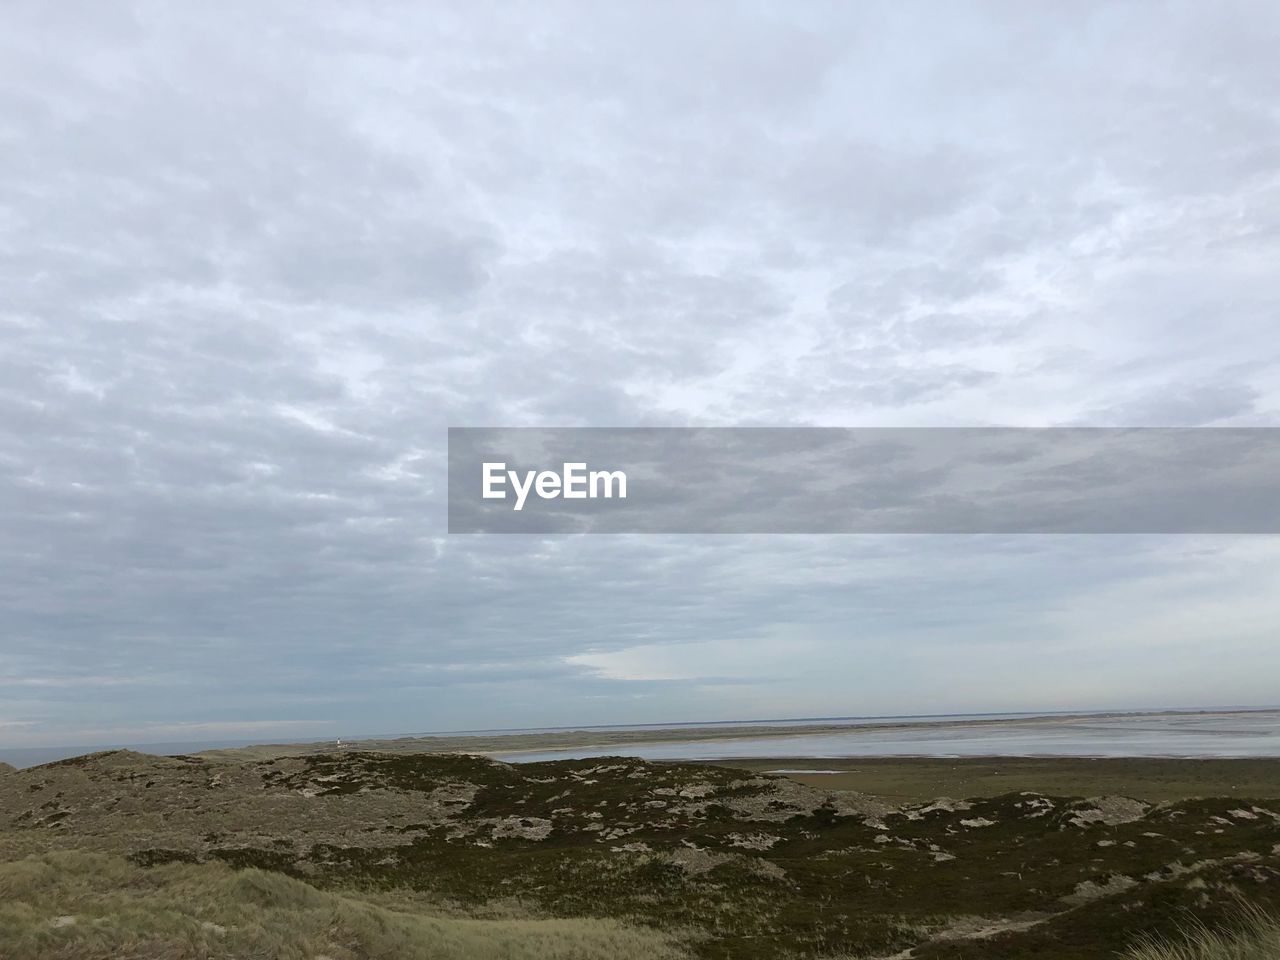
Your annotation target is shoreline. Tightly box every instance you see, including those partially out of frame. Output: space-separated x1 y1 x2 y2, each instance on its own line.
197 705 1280 764
4 706 1277 769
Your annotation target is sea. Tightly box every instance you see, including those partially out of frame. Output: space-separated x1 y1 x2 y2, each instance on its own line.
493 710 1280 763
4 708 1279 770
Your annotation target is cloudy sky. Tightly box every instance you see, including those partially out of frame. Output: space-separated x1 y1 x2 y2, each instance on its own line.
2 2 1279 749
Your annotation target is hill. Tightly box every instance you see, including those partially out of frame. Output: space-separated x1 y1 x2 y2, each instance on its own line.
2 750 1279 958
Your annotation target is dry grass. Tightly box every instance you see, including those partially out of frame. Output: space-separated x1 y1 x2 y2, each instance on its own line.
0 850 692 960
1124 906 1280 960
5 751 1279 959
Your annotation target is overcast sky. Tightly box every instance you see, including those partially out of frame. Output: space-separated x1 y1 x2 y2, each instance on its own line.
2 2 1279 749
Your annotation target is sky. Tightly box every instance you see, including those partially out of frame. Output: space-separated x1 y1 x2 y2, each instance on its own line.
2 1 1279 749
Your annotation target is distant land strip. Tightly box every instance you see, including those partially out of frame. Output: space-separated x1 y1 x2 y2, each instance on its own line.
189 707 1280 763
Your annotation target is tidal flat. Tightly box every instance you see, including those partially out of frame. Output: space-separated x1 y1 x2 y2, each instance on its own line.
180 708 1280 768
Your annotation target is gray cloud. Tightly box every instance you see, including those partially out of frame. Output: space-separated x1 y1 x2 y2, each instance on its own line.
1 1 1279 747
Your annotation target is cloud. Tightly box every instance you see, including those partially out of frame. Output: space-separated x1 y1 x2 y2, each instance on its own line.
0 1 1277 745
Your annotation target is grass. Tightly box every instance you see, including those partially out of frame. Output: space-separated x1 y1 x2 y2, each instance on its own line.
0 849 693 960
1124 906 1280 960
4 750 1280 959
707 757 1280 803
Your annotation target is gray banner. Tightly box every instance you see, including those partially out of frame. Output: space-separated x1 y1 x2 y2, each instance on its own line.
447 428 1280 534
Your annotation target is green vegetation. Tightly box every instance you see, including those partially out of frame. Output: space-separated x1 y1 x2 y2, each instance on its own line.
711 757 1280 803
3 750 1279 958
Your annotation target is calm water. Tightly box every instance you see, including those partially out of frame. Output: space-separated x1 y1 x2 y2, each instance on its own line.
497 711 1280 763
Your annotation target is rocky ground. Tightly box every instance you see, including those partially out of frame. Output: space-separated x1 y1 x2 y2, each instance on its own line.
3 750 1279 958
